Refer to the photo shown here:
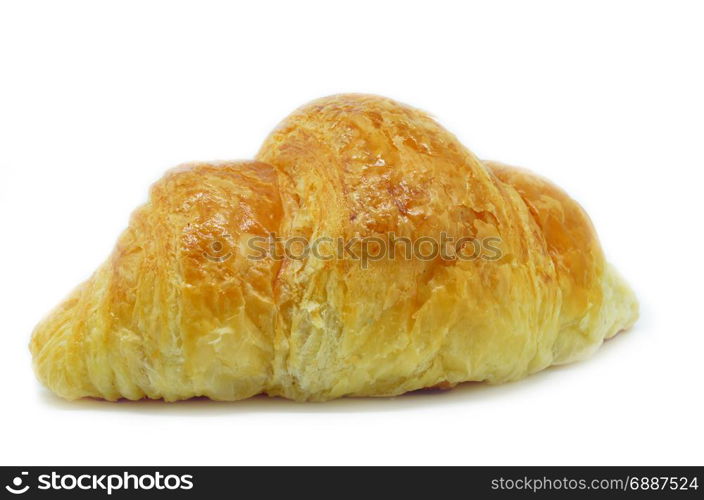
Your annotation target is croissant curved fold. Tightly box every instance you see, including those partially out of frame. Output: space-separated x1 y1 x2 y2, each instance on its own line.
30 94 638 401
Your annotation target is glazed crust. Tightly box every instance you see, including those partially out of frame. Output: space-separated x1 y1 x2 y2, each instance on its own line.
30 95 638 401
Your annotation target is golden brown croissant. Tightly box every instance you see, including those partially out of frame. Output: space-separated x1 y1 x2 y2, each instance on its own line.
30 94 638 401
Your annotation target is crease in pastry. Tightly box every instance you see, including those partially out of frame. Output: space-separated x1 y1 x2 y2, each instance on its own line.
30 94 638 402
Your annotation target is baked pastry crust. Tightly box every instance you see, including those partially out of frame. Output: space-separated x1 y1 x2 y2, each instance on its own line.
30 94 638 401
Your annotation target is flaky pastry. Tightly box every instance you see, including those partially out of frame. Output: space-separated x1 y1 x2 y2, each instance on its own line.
30 94 638 401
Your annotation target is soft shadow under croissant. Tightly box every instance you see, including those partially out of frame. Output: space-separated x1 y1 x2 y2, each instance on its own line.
29 94 638 402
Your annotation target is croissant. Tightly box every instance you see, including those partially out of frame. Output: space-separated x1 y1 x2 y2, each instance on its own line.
30 94 638 402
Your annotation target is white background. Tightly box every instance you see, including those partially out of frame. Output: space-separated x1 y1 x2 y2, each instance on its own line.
1 0 702 466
